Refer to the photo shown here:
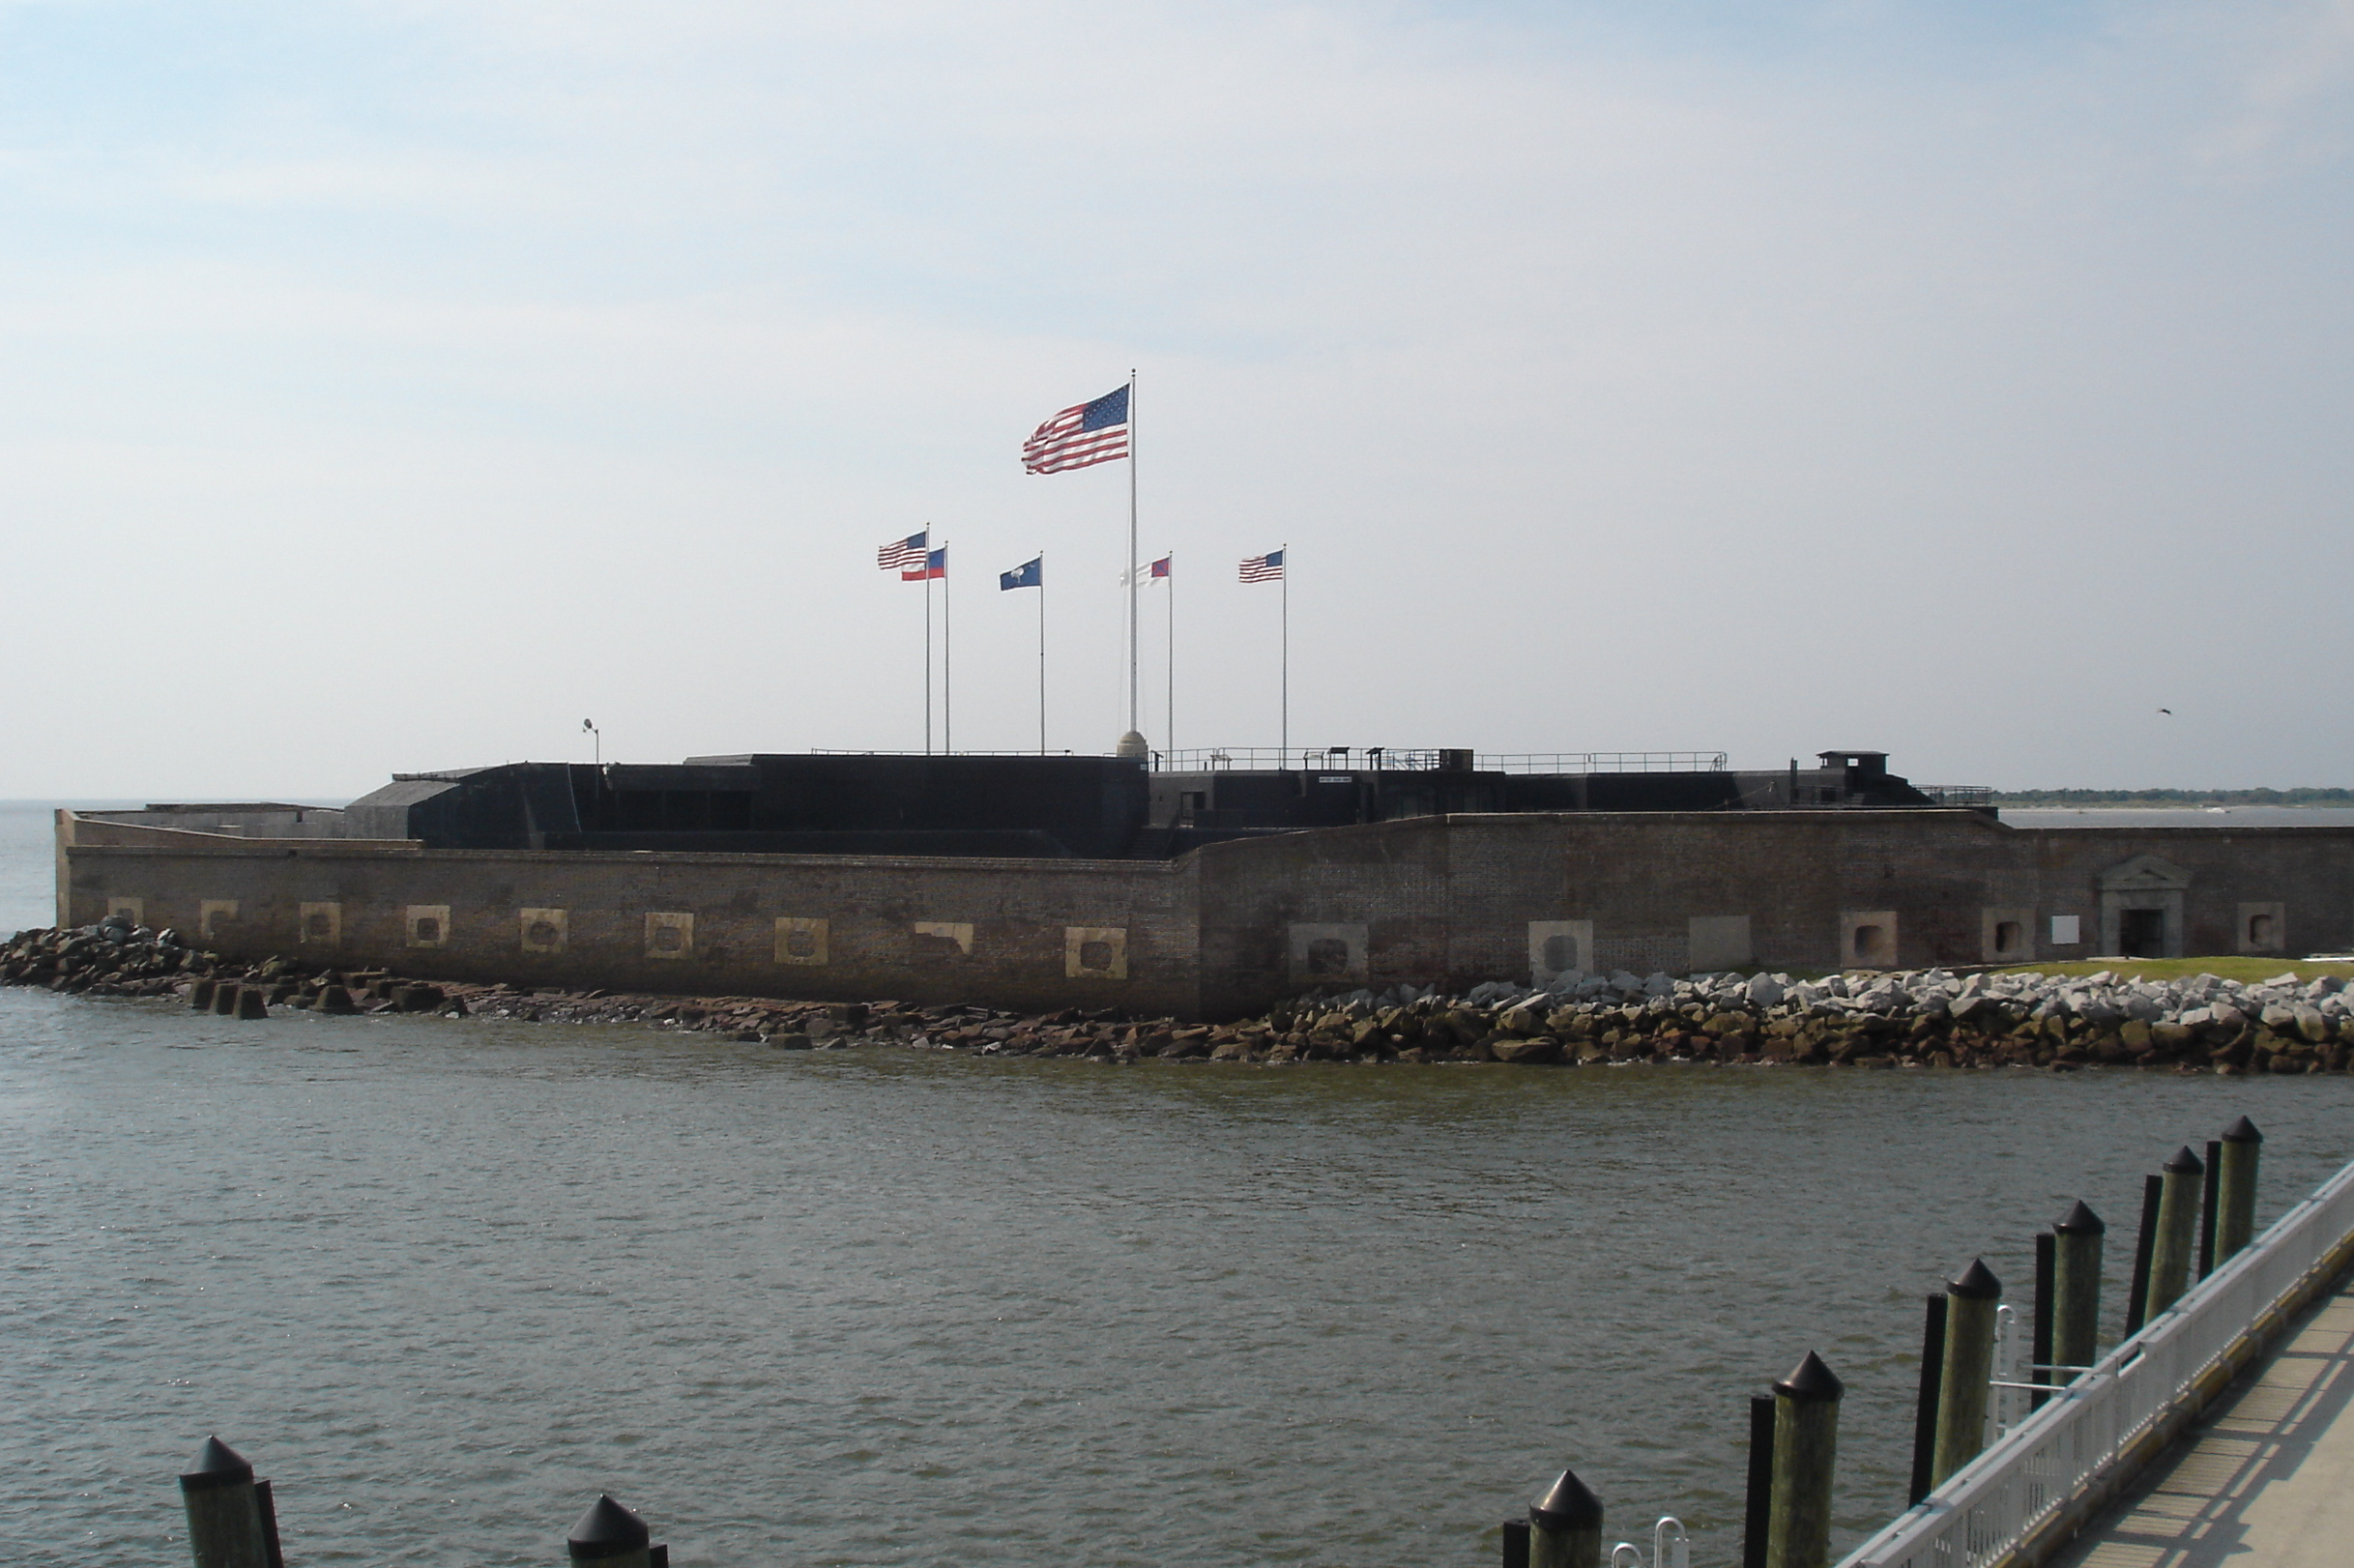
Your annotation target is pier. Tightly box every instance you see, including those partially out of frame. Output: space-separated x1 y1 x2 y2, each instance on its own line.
2053 1278 2354 1568
1841 1130 2354 1568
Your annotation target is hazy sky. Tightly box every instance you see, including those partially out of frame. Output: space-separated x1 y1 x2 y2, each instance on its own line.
3 0 2349 798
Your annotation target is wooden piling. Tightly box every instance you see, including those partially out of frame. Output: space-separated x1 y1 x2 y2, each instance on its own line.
1502 1518 1531 1568
179 1437 271 1568
1931 1260 2000 1488
2124 1173 2163 1334
2217 1117 2264 1263
2146 1146 2204 1318
1905 1294 1946 1505
567 1495 654 1568
1765 1351 1844 1568
1528 1467 1603 1568
1744 1392 1776 1568
2197 1138 2222 1278
2030 1233 2055 1411
2051 1201 2106 1379
252 1480 284 1568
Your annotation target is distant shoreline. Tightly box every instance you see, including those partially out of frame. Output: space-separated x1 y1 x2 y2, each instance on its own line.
1995 793 2354 807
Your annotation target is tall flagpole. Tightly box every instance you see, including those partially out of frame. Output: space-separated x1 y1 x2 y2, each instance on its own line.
943 543 952 755
932 543 942 753
1037 549 1048 755
923 546 933 755
1280 542 1290 764
1165 553 1175 757
1126 369 1139 741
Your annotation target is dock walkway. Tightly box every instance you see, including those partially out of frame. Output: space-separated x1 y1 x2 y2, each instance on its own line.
2055 1277 2354 1568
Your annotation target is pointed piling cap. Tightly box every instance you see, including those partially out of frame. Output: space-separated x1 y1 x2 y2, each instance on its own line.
2054 1200 2106 1236
1948 1258 2002 1300
1529 1467 1603 1531
1773 1350 1845 1405
567 1495 652 1561
179 1437 254 1493
2164 1145 2204 1175
2223 1116 2264 1146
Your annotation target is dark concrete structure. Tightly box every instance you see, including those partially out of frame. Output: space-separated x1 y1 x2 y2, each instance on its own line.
342 754 1153 858
315 747 1961 864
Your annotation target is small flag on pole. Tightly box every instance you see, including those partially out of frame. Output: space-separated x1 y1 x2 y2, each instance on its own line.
1239 548 1285 582
878 530 928 570
1149 555 1171 580
904 547 946 582
1000 557 1042 591
1021 385 1130 474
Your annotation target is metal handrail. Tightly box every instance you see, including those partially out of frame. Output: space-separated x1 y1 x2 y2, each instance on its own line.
1610 1517 1690 1568
1148 749 1729 774
1484 753 1729 774
1840 1152 2354 1568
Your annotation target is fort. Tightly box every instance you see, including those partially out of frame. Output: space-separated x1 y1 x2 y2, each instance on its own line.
48 746 2354 1019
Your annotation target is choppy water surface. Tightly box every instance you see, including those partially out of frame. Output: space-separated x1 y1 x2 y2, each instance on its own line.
10 800 2354 1564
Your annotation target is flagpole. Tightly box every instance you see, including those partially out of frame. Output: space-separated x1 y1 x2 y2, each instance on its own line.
1165 553 1175 757
1280 542 1290 764
1126 368 1139 742
923 550 933 755
943 543 952 755
1037 549 1048 755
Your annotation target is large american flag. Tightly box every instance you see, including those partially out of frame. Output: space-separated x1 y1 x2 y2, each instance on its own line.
877 530 928 570
1239 548 1285 582
1021 385 1129 474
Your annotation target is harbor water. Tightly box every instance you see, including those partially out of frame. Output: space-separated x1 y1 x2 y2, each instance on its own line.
6 802 2354 1565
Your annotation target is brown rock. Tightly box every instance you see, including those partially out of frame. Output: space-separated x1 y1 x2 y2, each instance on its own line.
1497 1003 1546 1036
1491 1035 1563 1065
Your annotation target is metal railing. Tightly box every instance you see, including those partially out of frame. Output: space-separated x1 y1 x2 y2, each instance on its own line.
1148 749 1729 774
1919 786 1996 807
1485 752 1729 774
1840 1152 2354 1568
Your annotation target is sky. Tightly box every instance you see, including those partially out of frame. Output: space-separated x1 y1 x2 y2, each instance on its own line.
1 0 2350 799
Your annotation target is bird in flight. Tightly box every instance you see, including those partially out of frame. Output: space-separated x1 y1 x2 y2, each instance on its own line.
2158 708 2172 715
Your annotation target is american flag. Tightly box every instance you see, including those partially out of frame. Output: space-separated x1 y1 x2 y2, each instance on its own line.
878 530 928 570
1021 385 1129 474
902 546 946 582
1239 548 1284 582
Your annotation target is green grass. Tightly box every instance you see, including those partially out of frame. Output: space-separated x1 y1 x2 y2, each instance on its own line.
1991 956 2354 984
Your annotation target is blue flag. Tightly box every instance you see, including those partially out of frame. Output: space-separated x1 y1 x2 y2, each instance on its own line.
1000 557 1043 591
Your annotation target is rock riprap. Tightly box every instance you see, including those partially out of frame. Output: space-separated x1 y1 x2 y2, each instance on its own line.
1 920 2343 1073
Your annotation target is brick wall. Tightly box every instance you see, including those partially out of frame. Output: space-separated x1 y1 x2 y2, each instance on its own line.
59 816 1200 1016
57 809 2354 1020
